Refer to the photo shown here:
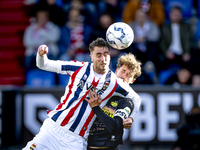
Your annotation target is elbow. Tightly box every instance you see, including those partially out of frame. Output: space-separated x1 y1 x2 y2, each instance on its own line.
108 127 116 133
108 122 121 133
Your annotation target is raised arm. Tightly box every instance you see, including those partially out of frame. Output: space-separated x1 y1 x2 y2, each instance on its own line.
36 45 84 74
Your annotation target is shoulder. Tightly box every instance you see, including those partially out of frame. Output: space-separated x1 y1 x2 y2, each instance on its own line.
60 24 70 32
112 96 134 109
26 23 36 30
116 78 131 91
129 21 136 29
163 24 171 29
47 22 59 29
180 23 191 29
114 78 135 97
132 0 140 5
60 60 86 71
196 20 200 28
108 70 118 79
84 24 93 30
161 24 171 33
114 97 134 118
149 20 159 28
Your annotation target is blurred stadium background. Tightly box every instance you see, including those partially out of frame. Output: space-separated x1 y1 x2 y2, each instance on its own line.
0 0 200 149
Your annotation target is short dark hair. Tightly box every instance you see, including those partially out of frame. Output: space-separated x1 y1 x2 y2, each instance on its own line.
89 38 110 53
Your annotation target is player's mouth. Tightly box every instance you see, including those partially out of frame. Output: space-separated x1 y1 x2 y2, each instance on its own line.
101 63 107 67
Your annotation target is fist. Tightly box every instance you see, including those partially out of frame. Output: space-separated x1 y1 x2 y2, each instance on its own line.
38 45 48 57
123 117 133 129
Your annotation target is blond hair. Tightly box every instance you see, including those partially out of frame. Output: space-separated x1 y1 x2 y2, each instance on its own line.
117 53 142 80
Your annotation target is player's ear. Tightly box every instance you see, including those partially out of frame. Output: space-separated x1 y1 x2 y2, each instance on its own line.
90 54 93 62
115 68 118 74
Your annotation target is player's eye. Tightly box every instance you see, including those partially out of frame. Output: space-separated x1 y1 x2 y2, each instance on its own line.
122 70 126 73
127 73 132 78
97 54 101 57
104 52 109 56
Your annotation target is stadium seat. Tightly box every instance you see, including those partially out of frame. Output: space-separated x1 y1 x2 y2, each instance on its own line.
164 0 193 18
0 12 29 22
146 71 156 83
158 69 177 85
58 74 69 87
0 37 22 47
26 69 56 87
84 2 98 20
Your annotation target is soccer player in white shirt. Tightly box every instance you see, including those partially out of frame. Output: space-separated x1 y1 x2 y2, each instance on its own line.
23 38 141 150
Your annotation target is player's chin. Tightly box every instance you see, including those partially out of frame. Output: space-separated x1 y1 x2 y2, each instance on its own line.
99 67 107 73
102 65 109 71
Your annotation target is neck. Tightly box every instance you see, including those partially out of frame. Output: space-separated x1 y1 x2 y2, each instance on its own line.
171 21 180 24
139 22 145 27
94 70 106 75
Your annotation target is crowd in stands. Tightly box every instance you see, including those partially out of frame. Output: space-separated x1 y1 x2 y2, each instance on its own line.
22 0 200 87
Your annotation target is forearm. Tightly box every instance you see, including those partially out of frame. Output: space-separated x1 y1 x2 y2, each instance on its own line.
36 53 60 73
130 97 141 120
92 106 123 133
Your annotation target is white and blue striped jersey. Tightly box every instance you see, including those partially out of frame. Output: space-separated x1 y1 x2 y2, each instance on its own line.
36 54 141 139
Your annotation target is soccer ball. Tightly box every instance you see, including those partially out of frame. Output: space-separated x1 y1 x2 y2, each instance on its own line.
106 22 134 50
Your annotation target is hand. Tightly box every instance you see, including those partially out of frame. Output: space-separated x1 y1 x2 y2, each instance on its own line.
166 50 175 60
85 89 102 108
123 117 133 129
38 45 48 57
182 53 190 62
173 147 182 150
35 24 43 30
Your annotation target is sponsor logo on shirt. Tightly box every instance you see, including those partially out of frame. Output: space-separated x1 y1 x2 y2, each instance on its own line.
124 107 131 115
102 106 115 118
114 109 128 120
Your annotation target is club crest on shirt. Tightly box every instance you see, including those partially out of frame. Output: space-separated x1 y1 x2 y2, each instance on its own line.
104 81 110 86
102 81 110 90
97 81 110 95
29 143 37 150
111 101 118 107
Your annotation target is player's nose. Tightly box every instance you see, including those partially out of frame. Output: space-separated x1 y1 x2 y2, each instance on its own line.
101 55 106 62
121 73 126 79
118 74 124 80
